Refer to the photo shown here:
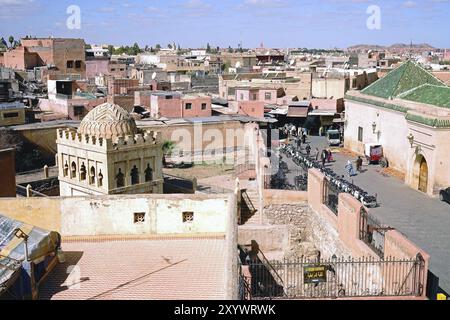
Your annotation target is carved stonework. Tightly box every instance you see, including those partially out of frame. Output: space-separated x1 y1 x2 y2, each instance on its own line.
78 103 138 139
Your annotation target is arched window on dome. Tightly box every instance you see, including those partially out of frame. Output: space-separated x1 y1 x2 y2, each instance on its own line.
116 169 125 188
131 165 139 185
89 166 96 185
80 163 87 181
98 170 104 187
145 164 153 182
64 162 69 177
71 162 77 178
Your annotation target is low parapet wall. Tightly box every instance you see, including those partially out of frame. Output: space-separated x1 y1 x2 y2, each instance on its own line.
263 189 308 206
0 194 234 237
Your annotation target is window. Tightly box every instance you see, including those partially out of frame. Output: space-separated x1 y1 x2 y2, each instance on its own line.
134 212 146 224
131 165 139 185
64 162 69 177
111 68 116 71
98 170 103 187
265 92 272 101
67 60 74 68
80 163 87 181
116 169 125 188
3 112 19 118
73 106 84 116
240 93 244 100
71 162 77 178
358 127 363 142
166 95 173 100
252 93 258 101
201 103 207 110
75 60 82 69
89 167 96 185
185 103 192 110
182 212 194 223
145 164 153 182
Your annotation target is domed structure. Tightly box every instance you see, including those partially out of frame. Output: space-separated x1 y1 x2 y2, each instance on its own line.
78 103 138 139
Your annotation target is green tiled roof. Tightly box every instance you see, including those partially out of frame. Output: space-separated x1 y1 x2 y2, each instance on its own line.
405 113 450 128
345 94 409 114
361 60 445 99
400 84 450 109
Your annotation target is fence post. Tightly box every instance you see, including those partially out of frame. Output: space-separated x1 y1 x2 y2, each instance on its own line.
44 165 49 179
26 184 32 198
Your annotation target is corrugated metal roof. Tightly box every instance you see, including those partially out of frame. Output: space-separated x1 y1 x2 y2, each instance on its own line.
287 107 309 118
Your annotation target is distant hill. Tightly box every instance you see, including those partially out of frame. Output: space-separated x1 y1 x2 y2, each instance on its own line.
347 43 435 52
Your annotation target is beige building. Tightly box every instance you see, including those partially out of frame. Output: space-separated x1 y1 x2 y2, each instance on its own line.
57 103 163 196
0 102 26 126
345 60 450 196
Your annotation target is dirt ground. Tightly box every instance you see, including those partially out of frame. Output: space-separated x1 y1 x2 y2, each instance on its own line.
163 163 235 180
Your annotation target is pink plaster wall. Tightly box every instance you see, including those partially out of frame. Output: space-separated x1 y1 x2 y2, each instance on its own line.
86 59 109 79
238 101 265 118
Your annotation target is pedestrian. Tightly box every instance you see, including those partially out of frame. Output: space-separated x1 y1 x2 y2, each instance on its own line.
321 150 327 167
315 148 320 160
327 149 333 162
306 145 311 158
356 156 363 173
345 160 356 177
302 133 307 144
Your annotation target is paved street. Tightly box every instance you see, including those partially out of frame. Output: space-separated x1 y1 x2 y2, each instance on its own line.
283 136 450 294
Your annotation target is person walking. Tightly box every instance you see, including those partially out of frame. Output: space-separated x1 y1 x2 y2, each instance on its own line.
306 144 311 158
327 149 333 162
302 132 307 144
321 149 327 167
345 160 356 177
356 156 363 173
315 148 320 160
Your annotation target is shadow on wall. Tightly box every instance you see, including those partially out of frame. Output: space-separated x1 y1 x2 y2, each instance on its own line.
0 128 55 173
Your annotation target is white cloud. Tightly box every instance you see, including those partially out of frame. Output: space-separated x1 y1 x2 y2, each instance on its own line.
0 0 36 19
403 1 418 8
243 0 287 7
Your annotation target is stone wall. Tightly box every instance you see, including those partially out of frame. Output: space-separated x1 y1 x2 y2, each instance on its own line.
263 204 352 260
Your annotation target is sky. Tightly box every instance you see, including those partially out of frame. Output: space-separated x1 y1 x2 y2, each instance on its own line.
0 0 449 49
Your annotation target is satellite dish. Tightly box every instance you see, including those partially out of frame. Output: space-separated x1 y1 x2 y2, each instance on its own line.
235 61 241 68
152 72 157 80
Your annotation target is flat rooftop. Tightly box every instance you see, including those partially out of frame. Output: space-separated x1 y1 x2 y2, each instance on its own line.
39 237 227 300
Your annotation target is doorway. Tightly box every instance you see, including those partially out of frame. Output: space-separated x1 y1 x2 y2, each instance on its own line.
418 157 428 193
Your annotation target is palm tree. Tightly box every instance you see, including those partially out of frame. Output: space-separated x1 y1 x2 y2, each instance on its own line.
8 36 14 48
162 140 176 167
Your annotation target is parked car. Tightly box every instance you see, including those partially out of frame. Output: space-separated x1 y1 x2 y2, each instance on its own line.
439 187 450 204
326 129 341 146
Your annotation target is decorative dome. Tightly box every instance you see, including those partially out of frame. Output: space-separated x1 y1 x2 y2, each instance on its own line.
78 103 138 139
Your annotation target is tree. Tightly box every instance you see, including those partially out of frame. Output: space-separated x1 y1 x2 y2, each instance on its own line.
107 45 115 55
155 44 161 51
168 44 173 49
162 140 177 167
206 43 211 53
8 36 14 48
131 42 141 55
228 46 233 53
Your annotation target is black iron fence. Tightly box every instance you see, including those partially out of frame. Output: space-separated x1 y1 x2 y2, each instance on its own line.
323 178 339 215
240 255 426 300
359 207 393 258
